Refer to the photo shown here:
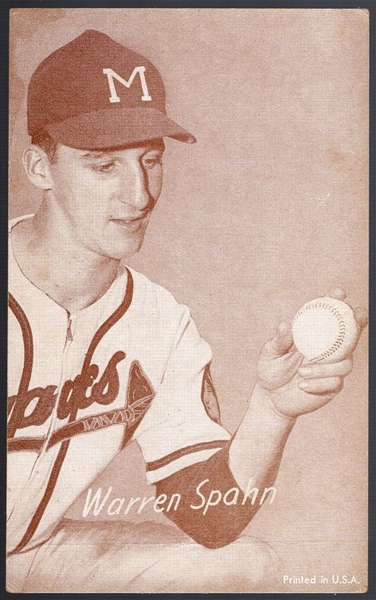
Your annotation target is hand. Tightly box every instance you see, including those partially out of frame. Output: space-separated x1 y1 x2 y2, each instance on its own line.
256 288 368 419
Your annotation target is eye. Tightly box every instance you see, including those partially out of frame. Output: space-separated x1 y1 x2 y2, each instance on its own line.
90 161 116 173
142 154 163 170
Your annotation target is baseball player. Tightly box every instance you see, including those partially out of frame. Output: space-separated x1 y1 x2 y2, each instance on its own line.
7 30 367 592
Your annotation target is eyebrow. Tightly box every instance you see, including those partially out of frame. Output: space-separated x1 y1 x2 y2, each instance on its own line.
80 142 165 160
80 151 110 160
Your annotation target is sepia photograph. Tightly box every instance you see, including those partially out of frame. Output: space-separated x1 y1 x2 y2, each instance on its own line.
7 7 368 593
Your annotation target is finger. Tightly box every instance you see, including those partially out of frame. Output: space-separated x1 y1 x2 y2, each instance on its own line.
298 376 344 395
325 287 346 301
353 306 368 332
298 358 353 379
268 321 294 355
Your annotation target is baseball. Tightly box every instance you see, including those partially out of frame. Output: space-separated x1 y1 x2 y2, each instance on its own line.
292 297 358 363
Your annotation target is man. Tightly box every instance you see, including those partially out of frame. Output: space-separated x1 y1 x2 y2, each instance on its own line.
7 29 367 592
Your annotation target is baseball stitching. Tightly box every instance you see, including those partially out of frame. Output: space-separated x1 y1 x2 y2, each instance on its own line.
292 301 346 362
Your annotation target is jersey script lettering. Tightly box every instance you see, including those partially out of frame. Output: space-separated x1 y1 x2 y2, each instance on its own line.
8 350 126 437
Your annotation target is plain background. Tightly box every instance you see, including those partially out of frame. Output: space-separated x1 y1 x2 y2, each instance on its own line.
9 8 368 591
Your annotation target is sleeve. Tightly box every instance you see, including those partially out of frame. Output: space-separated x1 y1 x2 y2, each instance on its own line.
132 305 231 484
155 445 258 549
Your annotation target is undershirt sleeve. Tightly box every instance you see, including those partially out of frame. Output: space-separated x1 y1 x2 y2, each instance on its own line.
155 443 259 549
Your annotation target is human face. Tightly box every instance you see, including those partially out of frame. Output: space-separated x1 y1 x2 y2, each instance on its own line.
46 140 164 260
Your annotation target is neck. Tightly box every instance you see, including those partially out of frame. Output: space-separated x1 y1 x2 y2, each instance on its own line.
12 202 121 313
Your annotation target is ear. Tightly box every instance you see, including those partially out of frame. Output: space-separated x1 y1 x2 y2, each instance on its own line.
22 145 54 190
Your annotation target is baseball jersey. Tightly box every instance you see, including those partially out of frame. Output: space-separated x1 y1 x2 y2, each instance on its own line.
8 215 231 554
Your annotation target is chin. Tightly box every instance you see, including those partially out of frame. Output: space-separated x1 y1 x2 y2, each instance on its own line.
105 239 144 261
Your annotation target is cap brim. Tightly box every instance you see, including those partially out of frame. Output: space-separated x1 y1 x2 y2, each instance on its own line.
45 107 196 149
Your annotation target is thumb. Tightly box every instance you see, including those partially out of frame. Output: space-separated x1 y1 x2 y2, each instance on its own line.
268 321 294 356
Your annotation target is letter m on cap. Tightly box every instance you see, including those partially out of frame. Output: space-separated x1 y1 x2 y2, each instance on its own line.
103 67 152 103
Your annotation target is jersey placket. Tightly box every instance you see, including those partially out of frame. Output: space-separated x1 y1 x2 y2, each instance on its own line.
37 312 78 457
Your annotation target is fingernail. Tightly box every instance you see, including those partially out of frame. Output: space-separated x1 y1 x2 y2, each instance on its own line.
299 381 309 390
299 367 312 377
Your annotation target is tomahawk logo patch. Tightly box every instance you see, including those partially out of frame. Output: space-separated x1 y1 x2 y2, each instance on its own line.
121 360 155 448
201 365 221 424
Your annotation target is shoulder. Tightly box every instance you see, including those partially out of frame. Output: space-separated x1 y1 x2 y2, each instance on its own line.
128 266 190 321
123 267 212 373
9 214 34 236
126 267 204 352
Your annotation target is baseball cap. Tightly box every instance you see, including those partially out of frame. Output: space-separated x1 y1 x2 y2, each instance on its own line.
27 29 196 149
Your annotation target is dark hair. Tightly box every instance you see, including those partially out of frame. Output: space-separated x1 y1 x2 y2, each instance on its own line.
31 130 58 163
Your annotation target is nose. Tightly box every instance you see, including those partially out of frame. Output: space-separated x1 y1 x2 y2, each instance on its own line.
118 160 152 212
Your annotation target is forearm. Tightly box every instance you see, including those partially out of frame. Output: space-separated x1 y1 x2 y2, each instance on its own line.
229 382 296 492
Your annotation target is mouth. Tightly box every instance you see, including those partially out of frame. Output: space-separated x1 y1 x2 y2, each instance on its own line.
110 214 148 229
